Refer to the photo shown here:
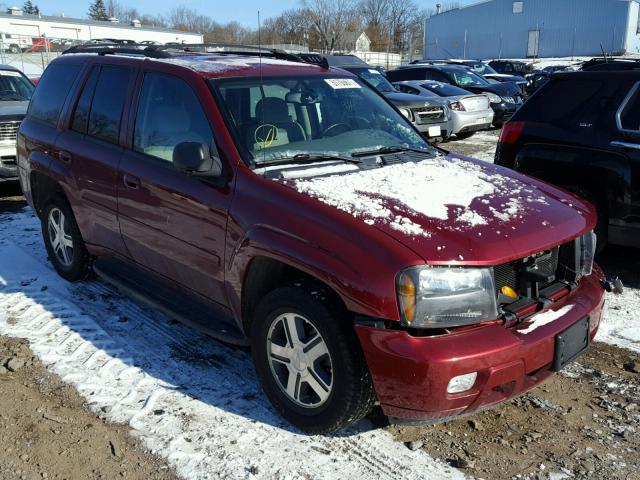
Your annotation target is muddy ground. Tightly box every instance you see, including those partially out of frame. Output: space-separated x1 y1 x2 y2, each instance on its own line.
0 336 177 480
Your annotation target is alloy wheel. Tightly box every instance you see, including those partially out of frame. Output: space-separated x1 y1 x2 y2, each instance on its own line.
47 207 74 268
267 312 333 408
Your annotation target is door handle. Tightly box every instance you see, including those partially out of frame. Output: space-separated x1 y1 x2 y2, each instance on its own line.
123 174 140 189
58 151 72 163
611 140 640 150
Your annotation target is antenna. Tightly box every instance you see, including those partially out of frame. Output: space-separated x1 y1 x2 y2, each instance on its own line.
258 10 266 165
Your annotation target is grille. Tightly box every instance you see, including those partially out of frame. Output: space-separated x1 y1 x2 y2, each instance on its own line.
0 121 20 142
412 106 445 123
493 247 560 297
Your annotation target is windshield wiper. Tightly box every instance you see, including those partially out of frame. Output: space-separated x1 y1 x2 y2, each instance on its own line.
258 153 362 167
351 146 434 158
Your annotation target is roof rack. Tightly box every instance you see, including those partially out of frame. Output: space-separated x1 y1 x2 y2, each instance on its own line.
61 42 331 68
62 43 172 58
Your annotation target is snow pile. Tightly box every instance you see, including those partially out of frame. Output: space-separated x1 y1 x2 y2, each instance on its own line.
0 209 464 480
518 305 575 334
159 55 318 74
294 155 532 236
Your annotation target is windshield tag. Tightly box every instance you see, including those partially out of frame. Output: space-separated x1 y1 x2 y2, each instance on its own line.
0 71 20 77
324 78 361 89
368 69 382 75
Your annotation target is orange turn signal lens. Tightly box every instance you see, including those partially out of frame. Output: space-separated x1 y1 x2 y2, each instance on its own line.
398 273 417 324
501 285 518 298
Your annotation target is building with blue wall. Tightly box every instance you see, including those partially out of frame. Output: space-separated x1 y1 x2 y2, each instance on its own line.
424 0 640 60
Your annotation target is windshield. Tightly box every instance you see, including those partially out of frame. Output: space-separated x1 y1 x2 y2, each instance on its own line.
449 69 489 87
211 75 433 165
421 82 470 97
0 70 34 101
349 67 396 93
468 63 498 76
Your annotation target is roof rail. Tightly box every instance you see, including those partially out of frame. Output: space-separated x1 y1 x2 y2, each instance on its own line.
62 43 172 58
148 43 316 64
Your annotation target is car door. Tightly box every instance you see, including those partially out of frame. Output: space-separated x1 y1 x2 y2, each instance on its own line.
55 62 135 257
117 70 232 309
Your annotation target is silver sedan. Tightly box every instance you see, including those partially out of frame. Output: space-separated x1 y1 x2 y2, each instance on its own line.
393 80 494 139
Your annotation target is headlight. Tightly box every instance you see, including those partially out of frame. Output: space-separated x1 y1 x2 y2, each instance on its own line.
399 107 413 121
397 267 498 328
579 231 596 276
485 93 502 103
502 96 516 104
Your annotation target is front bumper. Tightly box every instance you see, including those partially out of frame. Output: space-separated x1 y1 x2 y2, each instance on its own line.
413 119 452 139
355 266 605 422
0 142 18 181
490 102 517 125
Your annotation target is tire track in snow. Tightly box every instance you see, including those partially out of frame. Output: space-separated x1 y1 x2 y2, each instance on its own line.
0 210 465 480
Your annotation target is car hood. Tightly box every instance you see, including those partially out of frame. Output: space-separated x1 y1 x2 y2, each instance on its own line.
463 81 520 97
484 73 527 84
0 100 28 117
382 91 443 107
283 153 594 265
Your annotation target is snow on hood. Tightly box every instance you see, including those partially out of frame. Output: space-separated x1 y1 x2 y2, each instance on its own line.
288 154 594 263
293 154 546 237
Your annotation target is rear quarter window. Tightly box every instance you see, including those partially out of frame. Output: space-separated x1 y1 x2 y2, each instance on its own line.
516 78 607 127
28 63 82 126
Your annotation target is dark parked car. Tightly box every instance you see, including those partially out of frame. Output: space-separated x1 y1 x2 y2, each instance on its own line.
488 60 534 76
0 64 35 183
387 64 522 126
443 59 528 93
495 69 640 250
298 54 451 140
18 44 607 434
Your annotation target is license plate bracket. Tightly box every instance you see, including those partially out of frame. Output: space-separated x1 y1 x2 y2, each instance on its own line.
552 316 590 371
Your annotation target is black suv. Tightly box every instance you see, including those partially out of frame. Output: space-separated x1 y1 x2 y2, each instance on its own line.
386 64 522 127
495 70 640 250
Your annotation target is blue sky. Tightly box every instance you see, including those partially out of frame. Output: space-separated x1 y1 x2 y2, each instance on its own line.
32 0 478 26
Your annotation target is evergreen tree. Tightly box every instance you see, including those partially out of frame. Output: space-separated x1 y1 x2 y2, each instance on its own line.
23 1 34 14
88 0 108 21
33 5 39 15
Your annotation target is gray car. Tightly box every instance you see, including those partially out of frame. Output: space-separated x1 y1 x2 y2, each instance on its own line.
0 64 34 182
394 80 494 139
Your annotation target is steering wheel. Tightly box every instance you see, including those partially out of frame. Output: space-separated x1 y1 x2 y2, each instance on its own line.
322 123 351 137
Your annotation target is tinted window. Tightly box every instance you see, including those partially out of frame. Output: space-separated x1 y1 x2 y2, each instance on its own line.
134 73 213 163
88 66 133 144
421 82 470 97
28 63 81 125
71 67 99 134
517 78 606 127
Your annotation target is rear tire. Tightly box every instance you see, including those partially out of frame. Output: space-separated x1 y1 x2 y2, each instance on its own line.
41 196 92 281
250 286 376 434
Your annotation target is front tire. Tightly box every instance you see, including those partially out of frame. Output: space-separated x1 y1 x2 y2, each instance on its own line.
41 196 91 281
251 287 376 434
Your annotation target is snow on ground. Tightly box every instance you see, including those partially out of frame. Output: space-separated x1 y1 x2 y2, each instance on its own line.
0 208 464 480
595 281 640 354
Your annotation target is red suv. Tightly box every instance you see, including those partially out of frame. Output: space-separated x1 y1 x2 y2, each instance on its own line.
17 45 607 434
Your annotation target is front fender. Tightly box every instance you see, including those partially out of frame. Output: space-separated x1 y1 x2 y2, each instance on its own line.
225 222 400 327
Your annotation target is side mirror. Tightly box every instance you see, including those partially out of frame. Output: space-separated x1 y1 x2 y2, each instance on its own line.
173 142 223 177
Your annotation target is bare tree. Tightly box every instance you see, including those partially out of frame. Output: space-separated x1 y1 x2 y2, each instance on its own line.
302 0 358 53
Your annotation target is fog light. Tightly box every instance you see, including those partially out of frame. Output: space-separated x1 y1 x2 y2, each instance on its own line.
447 372 478 394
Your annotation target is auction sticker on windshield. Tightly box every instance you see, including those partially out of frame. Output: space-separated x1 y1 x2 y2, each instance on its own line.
325 78 361 89
0 71 21 77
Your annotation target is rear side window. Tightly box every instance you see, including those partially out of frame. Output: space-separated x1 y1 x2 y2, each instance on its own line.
28 63 81 126
517 78 605 126
87 66 133 144
71 67 99 133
